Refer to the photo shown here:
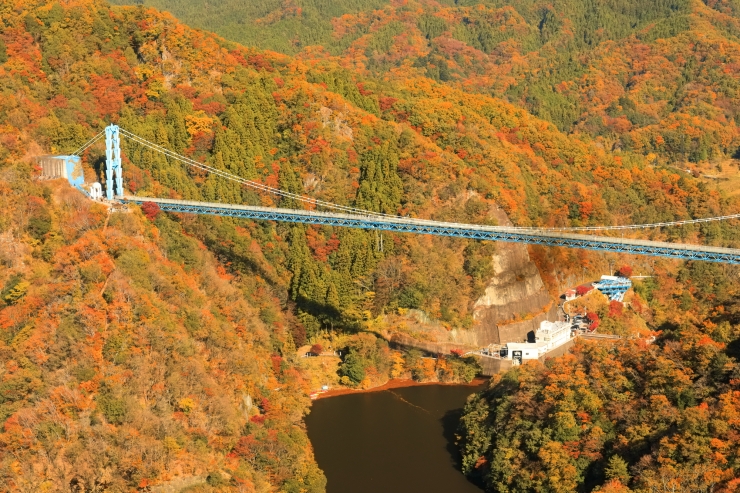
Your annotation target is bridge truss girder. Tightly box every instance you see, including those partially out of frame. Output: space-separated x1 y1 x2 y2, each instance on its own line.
121 197 740 264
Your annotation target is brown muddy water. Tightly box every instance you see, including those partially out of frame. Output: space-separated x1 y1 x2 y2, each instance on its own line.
305 383 487 493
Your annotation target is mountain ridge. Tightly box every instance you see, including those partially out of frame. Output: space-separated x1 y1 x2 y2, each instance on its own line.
112 0 740 163
2 0 740 491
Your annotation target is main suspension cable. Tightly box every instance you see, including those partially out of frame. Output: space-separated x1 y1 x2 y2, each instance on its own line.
120 128 396 218
117 128 740 232
72 130 105 156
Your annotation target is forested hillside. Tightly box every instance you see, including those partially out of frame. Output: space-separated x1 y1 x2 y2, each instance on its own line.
113 0 740 164
5 0 737 342
2 0 740 491
458 260 740 492
0 175 325 491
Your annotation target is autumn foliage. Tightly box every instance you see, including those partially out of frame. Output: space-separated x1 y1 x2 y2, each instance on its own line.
576 285 593 296
0 176 326 490
2 0 740 490
125 0 740 166
141 201 160 221
310 344 323 356
460 333 740 492
608 301 624 318
587 311 601 331
2 0 738 344
460 259 740 491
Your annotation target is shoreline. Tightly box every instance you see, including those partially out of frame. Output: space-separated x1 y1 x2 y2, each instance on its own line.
313 376 489 400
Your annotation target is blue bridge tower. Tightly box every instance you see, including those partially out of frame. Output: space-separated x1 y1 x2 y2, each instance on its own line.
105 124 123 200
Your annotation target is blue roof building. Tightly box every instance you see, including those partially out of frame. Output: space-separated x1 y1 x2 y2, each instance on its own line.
593 275 631 301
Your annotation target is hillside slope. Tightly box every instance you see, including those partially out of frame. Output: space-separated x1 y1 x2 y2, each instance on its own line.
459 259 740 492
0 175 324 490
113 0 740 164
4 0 740 340
1 1 740 491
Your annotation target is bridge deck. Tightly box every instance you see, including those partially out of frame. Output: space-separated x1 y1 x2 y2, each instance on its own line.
120 196 740 264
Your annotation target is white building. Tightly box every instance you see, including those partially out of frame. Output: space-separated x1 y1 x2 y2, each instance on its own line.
498 320 573 364
536 320 572 347
505 342 545 361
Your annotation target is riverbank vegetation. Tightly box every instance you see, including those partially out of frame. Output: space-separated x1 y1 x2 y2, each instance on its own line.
458 261 740 492
336 333 479 387
299 332 480 390
2 0 740 490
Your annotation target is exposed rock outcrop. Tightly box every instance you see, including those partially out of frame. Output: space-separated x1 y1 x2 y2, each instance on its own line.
461 205 556 346
388 205 557 358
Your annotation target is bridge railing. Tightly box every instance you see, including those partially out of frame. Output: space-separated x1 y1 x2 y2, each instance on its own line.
120 196 740 264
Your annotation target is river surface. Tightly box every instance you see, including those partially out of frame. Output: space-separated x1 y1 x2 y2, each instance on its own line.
305 383 486 493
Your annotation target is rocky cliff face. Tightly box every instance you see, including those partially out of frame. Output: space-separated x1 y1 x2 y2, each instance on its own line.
450 204 557 347
389 206 557 351
463 205 556 345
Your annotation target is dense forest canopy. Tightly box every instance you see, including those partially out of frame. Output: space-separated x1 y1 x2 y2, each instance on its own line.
113 0 740 163
5 0 738 343
1 0 740 491
458 260 740 492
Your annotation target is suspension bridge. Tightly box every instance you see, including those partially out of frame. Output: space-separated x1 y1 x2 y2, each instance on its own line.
50 124 740 264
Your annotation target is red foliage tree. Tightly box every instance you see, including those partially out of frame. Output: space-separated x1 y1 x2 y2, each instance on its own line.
247 54 274 71
141 201 160 221
379 96 398 111
271 355 283 374
356 82 372 96
617 265 633 277
608 300 623 317
310 344 323 356
229 434 258 458
291 323 307 347
450 348 465 357
586 312 600 331
609 300 623 317
576 285 592 296
259 397 271 414
91 74 125 118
